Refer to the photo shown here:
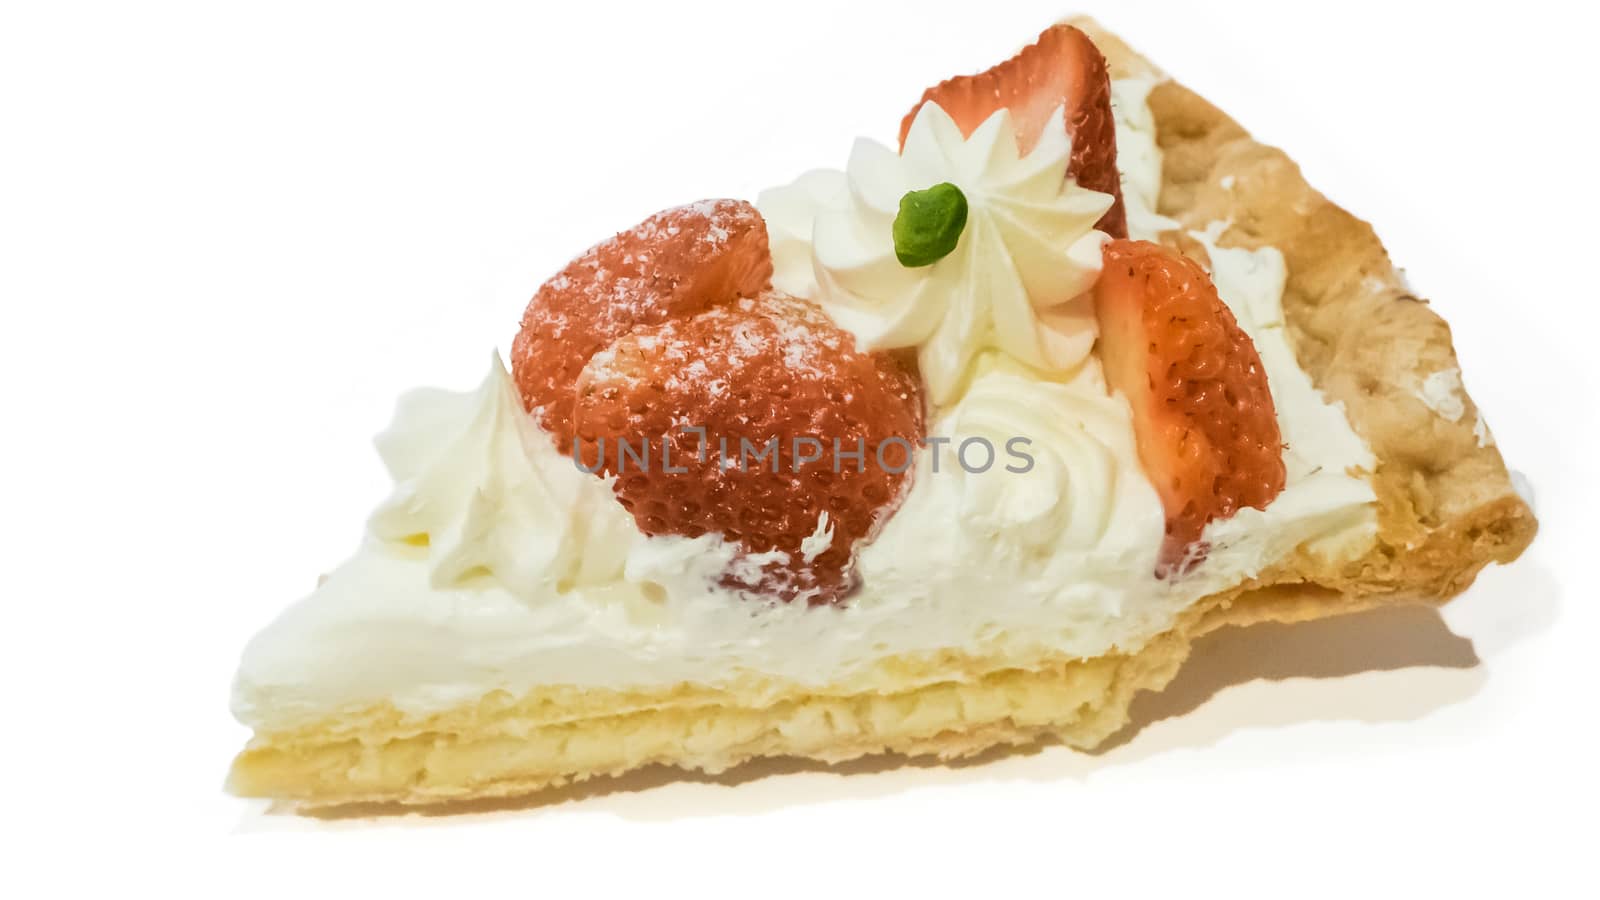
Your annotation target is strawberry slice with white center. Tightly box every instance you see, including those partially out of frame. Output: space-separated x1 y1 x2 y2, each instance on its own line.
899 24 1126 238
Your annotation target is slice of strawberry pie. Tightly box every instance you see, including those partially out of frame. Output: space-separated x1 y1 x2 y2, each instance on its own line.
228 21 1536 808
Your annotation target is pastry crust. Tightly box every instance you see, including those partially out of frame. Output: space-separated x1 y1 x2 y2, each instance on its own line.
229 19 1536 809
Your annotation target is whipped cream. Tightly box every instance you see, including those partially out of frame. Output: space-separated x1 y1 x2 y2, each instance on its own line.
367 355 636 599
234 80 1379 731
758 169 849 299
1416 368 1467 423
1112 77 1181 237
768 102 1111 406
855 355 1166 609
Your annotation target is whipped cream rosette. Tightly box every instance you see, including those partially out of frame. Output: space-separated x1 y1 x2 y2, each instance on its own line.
367 356 636 600
763 102 1112 406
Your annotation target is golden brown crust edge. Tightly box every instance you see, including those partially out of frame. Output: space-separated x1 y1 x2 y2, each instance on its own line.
229 22 1536 809
1073 15 1535 614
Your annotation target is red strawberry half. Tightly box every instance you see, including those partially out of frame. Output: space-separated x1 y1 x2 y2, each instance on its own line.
511 199 772 441
572 294 923 604
1093 239 1286 572
899 24 1126 238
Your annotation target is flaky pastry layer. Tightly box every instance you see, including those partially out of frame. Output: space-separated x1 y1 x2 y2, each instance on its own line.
229 19 1536 809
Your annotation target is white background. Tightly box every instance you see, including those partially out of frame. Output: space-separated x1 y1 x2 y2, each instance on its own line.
3 0 1596 895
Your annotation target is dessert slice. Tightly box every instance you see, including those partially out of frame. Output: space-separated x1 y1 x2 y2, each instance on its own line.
228 21 1535 808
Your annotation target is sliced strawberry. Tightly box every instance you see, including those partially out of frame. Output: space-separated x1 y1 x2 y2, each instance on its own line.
1093 239 1285 572
899 24 1126 238
511 200 772 440
573 293 924 604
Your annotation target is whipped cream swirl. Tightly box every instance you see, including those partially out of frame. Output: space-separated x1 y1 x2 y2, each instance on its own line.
367 355 636 600
759 168 850 299
804 103 1112 406
937 356 1146 554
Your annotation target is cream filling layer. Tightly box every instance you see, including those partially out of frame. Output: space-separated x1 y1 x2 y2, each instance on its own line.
232 79 1377 731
